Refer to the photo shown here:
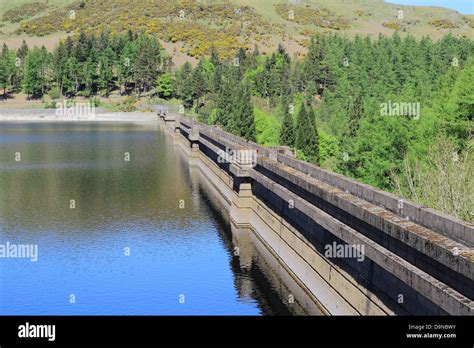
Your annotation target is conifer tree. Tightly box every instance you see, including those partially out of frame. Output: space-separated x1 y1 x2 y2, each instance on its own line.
64 36 74 57
0 44 15 96
23 48 43 98
119 40 138 94
38 46 51 96
63 56 79 96
97 48 114 96
13 40 29 92
296 102 320 164
17 40 29 60
52 41 67 96
212 63 222 94
190 60 207 103
346 93 364 137
232 83 256 142
134 35 162 93
176 62 193 108
279 101 295 147
75 30 90 63
215 70 235 129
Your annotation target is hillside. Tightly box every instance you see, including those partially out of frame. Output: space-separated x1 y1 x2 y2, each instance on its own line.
0 0 473 65
0 1 472 223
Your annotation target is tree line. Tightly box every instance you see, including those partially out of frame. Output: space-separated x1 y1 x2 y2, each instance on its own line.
170 33 473 221
0 31 472 221
0 30 171 99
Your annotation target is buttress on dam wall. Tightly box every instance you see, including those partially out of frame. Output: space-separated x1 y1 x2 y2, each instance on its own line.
157 110 473 316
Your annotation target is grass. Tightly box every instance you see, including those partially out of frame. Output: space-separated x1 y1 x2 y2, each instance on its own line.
0 0 472 63
0 0 74 17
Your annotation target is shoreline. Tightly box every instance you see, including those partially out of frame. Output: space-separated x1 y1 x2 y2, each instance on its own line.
0 109 158 123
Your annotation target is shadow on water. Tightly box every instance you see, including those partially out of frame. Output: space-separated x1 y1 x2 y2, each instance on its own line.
0 122 320 315
173 137 323 315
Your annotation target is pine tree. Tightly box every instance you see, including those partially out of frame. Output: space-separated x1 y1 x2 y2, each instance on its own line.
280 62 292 103
17 40 29 60
23 48 43 98
190 60 206 104
97 30 110 52
22 46 49 97
303 36 324 96
134 34 162 93
231 83 256 141
63 56 79 97
0 44 15 97
216 68 236 129
0 48 7 97
64 36 74 57
52 41 67 96
81 56 95 96
212 63 222 94
118 40 138 94
97 47 115 96
75 30 90 63
279 101 295 147
436 57 474 145
346 93 364 137
296 102 320 164
13 40 29 92
177 62 193 108
38 46 51 96
295 103 307 149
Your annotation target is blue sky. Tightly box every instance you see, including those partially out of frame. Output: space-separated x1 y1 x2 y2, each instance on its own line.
385 0 474 14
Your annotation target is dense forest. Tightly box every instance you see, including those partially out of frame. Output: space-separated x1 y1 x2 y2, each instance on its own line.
0 31 472 222
0 31 170 99
173 33 473 222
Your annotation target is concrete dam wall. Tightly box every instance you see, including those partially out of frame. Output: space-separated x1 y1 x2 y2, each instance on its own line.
158 111 473 316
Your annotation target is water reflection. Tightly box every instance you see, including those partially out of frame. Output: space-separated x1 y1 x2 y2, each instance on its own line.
0 122 315 315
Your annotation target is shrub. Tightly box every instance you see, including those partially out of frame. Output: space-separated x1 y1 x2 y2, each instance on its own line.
2 2 48 23
274 3 351 30
383 22 402 30
43 100 58 109
90 97 101 107
116 96 138 112
254 108 280 146
15 0 277 59
47 86 61 99
429 19 458 29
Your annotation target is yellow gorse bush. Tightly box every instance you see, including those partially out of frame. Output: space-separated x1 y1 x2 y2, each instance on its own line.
274 3 351 30
16 0 283 59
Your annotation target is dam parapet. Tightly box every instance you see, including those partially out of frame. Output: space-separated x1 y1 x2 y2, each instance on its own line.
158 111 473 316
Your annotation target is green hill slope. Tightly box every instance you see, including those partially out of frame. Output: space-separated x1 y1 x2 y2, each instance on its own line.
1 0 473 62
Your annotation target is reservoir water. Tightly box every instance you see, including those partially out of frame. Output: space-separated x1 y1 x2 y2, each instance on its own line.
0 122 303 315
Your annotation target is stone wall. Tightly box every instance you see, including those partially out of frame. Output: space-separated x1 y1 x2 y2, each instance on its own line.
158 112 473 316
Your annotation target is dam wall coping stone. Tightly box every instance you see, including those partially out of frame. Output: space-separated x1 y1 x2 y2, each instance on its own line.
277 154 473 246
249 169 473 315
177 117 472 247
167 115 473 314
256 156 473 281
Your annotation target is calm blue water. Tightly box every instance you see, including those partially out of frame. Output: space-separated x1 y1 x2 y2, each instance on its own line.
0 122 291 315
